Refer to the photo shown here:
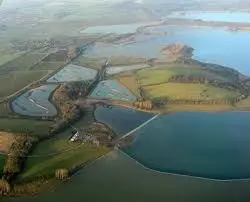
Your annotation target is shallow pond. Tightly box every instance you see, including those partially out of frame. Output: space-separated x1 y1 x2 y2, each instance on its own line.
47 64 97 83
85 25 250 75
166 11 250 23
12 85 57 117
124 112 250 180
106 64 150 75
90 80 137 103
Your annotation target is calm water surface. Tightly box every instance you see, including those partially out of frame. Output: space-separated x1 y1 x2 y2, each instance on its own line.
167 11 250 23
94 105 152 136
125 112 250 179
86 25 250 75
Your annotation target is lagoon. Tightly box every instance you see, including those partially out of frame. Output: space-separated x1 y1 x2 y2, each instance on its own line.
85 25 250 75
166 11 250 23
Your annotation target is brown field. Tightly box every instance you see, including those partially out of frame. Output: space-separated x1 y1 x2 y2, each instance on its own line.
30 61 65 71
0 132 14 153
42 50 68 62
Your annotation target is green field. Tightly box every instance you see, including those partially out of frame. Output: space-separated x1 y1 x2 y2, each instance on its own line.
0 154 5 176
0 53 23 66
236 97 250 110
0 70 49 98
0 53 47 72
137 69 175 86
0 118 53 137
0 102 12 117
143 83 240 101
20 144 109 181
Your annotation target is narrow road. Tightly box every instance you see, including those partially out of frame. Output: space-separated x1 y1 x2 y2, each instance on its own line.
118 113 160 141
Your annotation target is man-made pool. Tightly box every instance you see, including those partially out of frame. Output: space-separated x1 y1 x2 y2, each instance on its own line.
11 85 58 117
106 64 150 75
90 80 137 102
47 64 97 83
80 22 152 34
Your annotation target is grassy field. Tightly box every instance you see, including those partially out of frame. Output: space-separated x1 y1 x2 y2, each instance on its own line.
118 76 141 98
0 102 12 117
236 97 250 110
20 144 109 181
137 69 175 86
0 53 23 66
143 83 240 100
73 56 106 70
0 118 53 137
0 70 49 98
0 53 47 72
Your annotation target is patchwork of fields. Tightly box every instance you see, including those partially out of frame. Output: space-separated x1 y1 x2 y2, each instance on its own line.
114 64 242 104
143 83 240 100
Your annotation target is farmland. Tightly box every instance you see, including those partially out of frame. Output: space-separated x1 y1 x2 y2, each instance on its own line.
0 70 49 99
143 83 240 101
0 118 53 137
137 69 175 86
20 144 109 181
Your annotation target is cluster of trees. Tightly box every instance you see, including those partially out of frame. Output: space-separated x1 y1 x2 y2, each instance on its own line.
151 96 242 106
168 75 208 84
55 169 69 180
0 180 10 195
0 134 37 195
133 100 153 110
2 134 38 181
83 123 114 147
49 83 86 134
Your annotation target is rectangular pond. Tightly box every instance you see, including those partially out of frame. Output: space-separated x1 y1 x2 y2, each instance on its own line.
11 85 58 117
106 64 150 75
80 22 152 35
47 64 97 83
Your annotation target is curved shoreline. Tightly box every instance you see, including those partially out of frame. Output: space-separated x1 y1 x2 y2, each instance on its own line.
119 149 250 182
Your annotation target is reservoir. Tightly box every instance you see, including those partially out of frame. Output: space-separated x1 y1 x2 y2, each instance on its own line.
124 112 250 180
